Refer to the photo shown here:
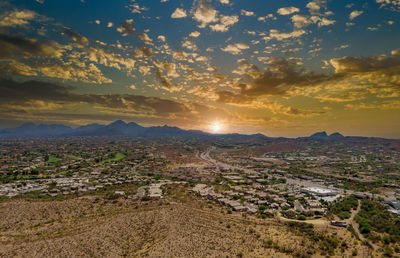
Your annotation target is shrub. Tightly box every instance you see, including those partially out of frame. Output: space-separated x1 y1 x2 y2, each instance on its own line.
105 192 120 200
297 214 306 220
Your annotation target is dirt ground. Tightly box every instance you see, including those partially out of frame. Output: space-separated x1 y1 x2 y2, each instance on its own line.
0 187 371 257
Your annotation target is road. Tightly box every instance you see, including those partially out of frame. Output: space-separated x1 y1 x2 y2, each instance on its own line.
200 147 396 204
200 147 238 171
199 146 386 253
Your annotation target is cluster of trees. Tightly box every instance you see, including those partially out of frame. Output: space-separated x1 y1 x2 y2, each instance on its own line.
355 199 400 246
328 194 358 219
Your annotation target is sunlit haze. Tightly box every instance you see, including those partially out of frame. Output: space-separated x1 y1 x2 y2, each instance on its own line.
210 121 223 133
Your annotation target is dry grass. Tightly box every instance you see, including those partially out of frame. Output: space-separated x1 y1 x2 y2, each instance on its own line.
0 187 368 257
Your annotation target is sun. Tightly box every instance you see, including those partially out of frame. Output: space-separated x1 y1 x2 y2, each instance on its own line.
210 121 223 133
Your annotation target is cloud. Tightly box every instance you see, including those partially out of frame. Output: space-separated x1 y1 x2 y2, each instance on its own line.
306 0 327 13
345 101 400 111
130 3 148 14
84 47 136 71
291 14 312 28
117 19 135 36
240 58 330 96
209 14 238 32
291 14 335 28
240 10 255 16
257 14 275 22
134 46 153 58
330 49 400 74
153 60 179 78
349 10 363 20
172 50 189 60
0 32 114 83
214 49 400 105
153 68 182 92
0 78 196 115
171 8 187 18
213 57 338 105
0 32 63 59
193 0 218 28
233 59 260 77
189 31 200 37
220 49 400 103
0 9 37 27
62 27 89 46
318 17 335 27
265 29 306 41
157 35 166 41
0 78 232 128
182 40 197 51
221 43 250 55
138 33 152 45
277 7 300 16
376 0 400 11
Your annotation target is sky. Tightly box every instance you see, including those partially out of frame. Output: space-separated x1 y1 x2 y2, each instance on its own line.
0 0 399 138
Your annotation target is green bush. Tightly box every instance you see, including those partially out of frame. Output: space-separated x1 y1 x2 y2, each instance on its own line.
104 192 120 200
329 195 358 219
355 199 400 243
297 214 306 220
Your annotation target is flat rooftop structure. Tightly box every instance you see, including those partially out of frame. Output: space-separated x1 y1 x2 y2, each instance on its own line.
302 187 336 196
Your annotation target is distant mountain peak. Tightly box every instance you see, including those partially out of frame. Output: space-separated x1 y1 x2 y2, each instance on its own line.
310 131 328 138
18 122 36 128
329 132 344 138
109 120 127 126
308 131 344 139
127 121 140 126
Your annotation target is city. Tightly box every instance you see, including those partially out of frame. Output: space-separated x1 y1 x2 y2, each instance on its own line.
0 130 399 257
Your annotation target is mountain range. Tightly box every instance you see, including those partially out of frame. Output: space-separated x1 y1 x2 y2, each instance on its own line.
0 120 346 140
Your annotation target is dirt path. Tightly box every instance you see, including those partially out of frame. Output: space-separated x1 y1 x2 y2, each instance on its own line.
276 212 328 227
348 200 379 252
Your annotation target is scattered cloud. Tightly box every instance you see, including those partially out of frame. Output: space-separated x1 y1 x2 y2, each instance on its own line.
221 43 250 55
240 10 255 16
0 9 37 27
277 7 300 16
218 0 230 4
189 31 200 37
210 14 238 32
171 8 187 18
117 19 135 36
349 10 363 20
265 29 307 41
62 27 89 46
193 0 218 28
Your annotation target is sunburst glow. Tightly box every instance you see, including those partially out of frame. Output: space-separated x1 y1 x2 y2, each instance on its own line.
210 121 222 133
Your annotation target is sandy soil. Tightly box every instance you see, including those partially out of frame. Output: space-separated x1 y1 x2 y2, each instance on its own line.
0 188 369 257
